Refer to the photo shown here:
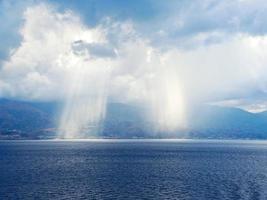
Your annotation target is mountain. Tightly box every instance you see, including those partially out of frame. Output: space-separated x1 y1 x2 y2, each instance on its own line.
1 98 267 139
188 105 267 139
0 99 59 139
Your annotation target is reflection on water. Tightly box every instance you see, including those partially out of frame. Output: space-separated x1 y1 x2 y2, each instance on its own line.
1 140 267 199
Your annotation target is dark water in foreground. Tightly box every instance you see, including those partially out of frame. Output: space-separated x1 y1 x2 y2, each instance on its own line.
1 140 267 200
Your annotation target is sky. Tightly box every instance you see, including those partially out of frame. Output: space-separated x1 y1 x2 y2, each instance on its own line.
1 0 267 135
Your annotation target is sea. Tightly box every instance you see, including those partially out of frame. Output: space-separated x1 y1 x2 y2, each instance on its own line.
1 139 267 200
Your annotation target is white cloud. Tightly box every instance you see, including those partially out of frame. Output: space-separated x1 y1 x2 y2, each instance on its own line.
210 98 267 113
0 3 106 101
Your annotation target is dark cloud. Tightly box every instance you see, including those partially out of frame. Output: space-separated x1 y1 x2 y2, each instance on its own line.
44 0 267 49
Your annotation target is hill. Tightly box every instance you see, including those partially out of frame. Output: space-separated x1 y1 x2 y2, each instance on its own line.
1 99 267 139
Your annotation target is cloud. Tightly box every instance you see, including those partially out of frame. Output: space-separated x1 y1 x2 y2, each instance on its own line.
72 40 116 58
2 2 267 134
210 98 267 113
39 0 267 50
2 0 267 60
129 0 267 48
0 3 107 101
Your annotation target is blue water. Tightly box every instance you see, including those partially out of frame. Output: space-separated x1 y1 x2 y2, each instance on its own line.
1 139 267 200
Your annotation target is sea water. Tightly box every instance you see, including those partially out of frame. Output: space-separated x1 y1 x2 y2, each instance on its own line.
1 139 267 200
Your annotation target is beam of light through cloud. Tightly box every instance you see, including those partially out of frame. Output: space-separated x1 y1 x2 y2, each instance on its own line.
143 50 187 131
147 68 186 131
57 46 111 138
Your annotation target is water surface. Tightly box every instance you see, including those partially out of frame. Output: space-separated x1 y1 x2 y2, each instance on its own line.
1 139 267 199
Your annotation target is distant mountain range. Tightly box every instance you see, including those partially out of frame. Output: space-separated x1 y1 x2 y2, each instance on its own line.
1 98 267 139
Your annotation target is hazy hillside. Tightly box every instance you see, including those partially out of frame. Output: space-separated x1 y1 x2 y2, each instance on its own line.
1 99 267 139
0 99 58 139
188 105 267 139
